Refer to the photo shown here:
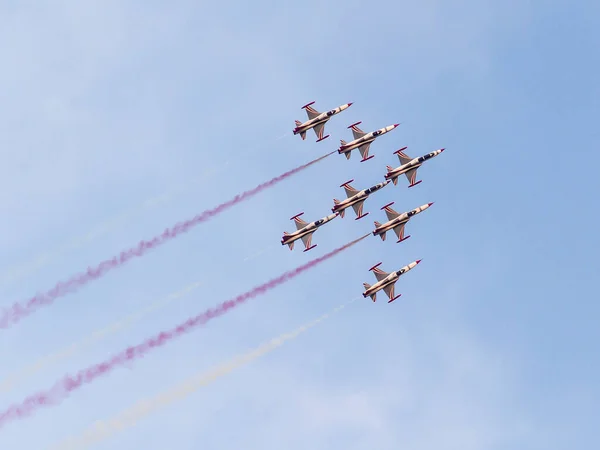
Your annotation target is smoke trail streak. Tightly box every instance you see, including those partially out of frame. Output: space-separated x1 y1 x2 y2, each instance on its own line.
242 245 275 262
0 134 288 290
0 150 334 330
50 298 356 450
0 283 204 394
0 165 221 290
0 242 272 393
0 233 367 428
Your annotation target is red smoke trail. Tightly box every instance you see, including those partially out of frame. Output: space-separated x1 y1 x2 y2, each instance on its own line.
0 233 368 429
0 151 336 330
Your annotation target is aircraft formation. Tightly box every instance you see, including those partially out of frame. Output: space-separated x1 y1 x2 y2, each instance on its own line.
285 100 445 303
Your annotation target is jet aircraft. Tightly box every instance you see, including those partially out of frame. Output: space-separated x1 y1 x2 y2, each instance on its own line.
362 260 422 303
332 179 390 220
373 202 433 243
384 147 445 187
293 101 353 142
281 212 339 252
338 121 400 162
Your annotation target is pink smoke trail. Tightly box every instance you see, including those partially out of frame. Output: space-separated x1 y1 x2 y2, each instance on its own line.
0 233 368 429
0 151 336 330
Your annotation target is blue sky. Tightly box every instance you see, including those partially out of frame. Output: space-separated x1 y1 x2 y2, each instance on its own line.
1 0 599 448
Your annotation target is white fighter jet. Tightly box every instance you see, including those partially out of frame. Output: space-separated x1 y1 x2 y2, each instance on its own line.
338 121 400 162
362 260 422 303
384 147 445 187
373 201 434 243
332 179 390 220
281 212 339 252
293 101 353 142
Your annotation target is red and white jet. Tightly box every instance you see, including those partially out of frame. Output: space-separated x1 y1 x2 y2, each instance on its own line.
384 147 445 187
338 121 400 162
373 201 434 243
332 179 390 220
293 101 353 142
362 259 422 303
281 212 339 252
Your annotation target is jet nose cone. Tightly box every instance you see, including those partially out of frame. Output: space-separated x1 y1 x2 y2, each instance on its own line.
394 123 400 127
428 202 434 207
348 102 353 106
416 259 422 264
440 148 445 152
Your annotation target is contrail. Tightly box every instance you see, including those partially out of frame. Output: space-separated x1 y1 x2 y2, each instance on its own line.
0 150 334 330
0 134 289 290
0 283 204 394
242 245 275 262
50 298 357 450
0 243 270 393
0 165 222 290
0 233 368 428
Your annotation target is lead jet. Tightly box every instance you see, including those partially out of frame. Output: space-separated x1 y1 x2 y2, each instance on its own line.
293 101 353 142
384 147 445 187
373 201 434 243
338 121 400 162
281 211 339 252
332 179 390 220
362 259 422 303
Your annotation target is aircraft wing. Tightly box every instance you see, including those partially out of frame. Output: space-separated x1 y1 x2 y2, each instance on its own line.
383 205 401 221
312 122 326 140
404 168 418 185
382 282 397 301
305 104 321 120
351 199 366 218
301 231 315 249
343 183 359 198
351 125 366 140
372 266 390 282
396 150 413 165
358 143 371 160
392 222 406 240
294 217 309 230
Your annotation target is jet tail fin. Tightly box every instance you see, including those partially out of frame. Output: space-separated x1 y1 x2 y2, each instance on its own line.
363 282 371 290
340 139 347 146
300 131 306 140
333 201 345 218
295 120 302 126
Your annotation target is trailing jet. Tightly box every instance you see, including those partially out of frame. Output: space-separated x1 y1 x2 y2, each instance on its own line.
373 201 434 243
384 147 445 187
281 212 339 252
338 121 400 162
293 101 353 142
362 260 422 303
332 179 390 220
